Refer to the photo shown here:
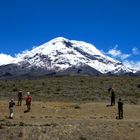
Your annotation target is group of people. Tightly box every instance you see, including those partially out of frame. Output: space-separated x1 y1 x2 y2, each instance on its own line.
9 90 32 119
8 87 123 120
108 87 123 119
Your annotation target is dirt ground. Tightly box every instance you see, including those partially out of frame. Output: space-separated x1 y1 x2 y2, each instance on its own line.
0 100 140 140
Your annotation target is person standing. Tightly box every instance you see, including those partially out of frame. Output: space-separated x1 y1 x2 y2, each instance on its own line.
108 87 115 106
9 99 15 119
25 92 32 112
118 98 123 119
17 90 23 106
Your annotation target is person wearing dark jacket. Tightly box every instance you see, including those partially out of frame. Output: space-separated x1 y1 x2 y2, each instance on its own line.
118 98 123 119
108 87 115 106
17 90 23 106
9 99 15 119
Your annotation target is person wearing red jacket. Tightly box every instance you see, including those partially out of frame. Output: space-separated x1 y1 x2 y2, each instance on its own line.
25 92 32 112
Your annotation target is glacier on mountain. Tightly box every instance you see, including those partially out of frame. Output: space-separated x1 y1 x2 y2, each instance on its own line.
0 37 137 78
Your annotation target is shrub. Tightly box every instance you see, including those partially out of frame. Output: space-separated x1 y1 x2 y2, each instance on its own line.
13 87 18 92
19 122 24 126
42 82 45 86
74 105 80 109
137 84 140 88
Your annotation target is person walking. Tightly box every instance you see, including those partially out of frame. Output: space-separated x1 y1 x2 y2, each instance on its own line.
9 99 15 119
118 98 123 119
25 92 32 112
17 90 23 106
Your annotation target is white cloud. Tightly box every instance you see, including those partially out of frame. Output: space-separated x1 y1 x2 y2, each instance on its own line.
132 47 139 55
108 48 121 57
106 45 140 71
120 54 131 60
123 60 140 71
15 50 29 58
0 54 15 65
107 45 131 60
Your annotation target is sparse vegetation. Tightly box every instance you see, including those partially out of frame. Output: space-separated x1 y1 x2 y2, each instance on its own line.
0 76 139 104
0 101 140 140
0 76 140 140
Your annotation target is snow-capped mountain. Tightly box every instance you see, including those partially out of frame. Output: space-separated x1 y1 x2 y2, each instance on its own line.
0 37 137 78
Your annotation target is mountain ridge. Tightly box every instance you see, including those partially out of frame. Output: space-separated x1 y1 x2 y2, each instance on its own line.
0 37 138 78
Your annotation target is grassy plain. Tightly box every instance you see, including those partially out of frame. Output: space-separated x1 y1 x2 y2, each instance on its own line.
0 76 140 140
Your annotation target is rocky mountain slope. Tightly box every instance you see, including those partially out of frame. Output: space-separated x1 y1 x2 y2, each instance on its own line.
0 37 137 78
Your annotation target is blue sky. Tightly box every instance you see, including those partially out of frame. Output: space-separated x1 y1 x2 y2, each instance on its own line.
0 0 140 69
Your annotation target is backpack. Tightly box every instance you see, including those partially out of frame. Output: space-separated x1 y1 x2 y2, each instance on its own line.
9 101 15 108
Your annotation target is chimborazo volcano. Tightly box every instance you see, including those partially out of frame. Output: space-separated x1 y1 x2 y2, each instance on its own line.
0 37 137 78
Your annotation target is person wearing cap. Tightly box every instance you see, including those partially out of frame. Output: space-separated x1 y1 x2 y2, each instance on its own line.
17 90 23 106
25 92 32 112
9 99 15 119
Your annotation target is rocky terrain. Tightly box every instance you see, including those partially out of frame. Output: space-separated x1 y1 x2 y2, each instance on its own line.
0 101 140 140
0 76 140 139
